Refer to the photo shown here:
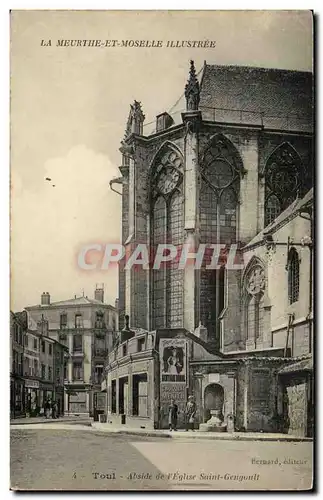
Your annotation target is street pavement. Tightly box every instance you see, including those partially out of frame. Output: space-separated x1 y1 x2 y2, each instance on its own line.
10 423 314 491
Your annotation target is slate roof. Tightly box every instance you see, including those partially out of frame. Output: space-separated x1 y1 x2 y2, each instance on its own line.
199 64 313 130
244 188 313 249
143 63 313 135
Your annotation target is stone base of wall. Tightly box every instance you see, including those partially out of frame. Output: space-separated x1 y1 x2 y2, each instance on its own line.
106 413 155 429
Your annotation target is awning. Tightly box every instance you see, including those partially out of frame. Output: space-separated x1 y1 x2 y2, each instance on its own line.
278 357 313 375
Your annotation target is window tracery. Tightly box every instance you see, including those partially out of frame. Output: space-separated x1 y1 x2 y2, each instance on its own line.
151 145 184 329
264 143 302 226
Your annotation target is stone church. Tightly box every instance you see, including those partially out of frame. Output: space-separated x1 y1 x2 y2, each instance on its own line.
105 61 313 436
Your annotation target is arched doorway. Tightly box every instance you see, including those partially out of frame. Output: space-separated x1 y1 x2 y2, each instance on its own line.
204 383 224 422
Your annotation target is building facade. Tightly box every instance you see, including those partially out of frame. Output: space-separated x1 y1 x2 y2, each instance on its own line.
26 286 118 415
105 61 314 436
23 328 67 416
10 311 27 418
10 310 67 418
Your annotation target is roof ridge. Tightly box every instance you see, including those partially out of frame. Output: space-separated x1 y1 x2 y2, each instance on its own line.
204 63 313 74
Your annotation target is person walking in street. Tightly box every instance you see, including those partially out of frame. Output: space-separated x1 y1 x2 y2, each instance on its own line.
168 399 178 431
185 396 196 431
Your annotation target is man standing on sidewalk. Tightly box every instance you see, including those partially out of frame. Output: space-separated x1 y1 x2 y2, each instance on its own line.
168 399 178 431
185 396 196 431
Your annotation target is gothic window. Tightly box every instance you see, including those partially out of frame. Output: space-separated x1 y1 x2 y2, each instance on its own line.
288 248 300 304
264 143 302 227
151 144 184 329
152 197 167 329
199 134 242 344
244 263 265 342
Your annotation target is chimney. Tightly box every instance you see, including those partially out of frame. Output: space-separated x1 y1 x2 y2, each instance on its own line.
156 112 174 133
41 292 50 306
95 284 104 303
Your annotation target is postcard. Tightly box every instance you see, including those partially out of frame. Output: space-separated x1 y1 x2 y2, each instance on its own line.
10 10 314 491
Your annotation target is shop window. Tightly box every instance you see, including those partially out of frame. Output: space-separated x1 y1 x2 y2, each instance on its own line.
132 374 148 417
68 392 87 413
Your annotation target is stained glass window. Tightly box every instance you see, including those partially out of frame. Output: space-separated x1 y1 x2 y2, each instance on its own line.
151 146 184 329
264 143 302 227
168 192 184 327
152 197 167 328
199 135 241 343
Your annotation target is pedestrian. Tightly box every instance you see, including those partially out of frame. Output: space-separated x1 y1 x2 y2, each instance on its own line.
51 400 58 419
168 399 178 431
185 396 196 431
44 398 51 419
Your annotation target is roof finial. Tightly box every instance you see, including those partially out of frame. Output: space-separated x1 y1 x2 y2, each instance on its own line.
123 100 145 141
185 60 200 111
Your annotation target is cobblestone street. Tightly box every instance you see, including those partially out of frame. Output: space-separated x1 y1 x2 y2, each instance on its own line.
10 424 313 491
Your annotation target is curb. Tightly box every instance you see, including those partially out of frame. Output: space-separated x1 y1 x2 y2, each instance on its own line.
90 425 313 442
11 419 91 426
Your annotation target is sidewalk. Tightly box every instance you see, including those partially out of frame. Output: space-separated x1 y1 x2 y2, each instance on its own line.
91 422 313 442
11 415 92 426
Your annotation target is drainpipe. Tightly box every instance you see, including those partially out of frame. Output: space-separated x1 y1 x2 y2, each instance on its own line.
299 207 313 354
284 313 294 357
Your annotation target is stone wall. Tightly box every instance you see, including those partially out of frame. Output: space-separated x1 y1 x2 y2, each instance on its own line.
282 375 308 437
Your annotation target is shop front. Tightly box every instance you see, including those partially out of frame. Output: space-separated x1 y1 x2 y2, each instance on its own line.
25 379 40 416
40 382 55 412
10 376 25 418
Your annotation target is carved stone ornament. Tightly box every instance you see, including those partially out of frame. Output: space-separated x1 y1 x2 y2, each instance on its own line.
246 266 265 295
185 60 200 111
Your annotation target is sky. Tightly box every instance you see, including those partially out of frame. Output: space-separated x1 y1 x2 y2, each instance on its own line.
10 10 313 311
